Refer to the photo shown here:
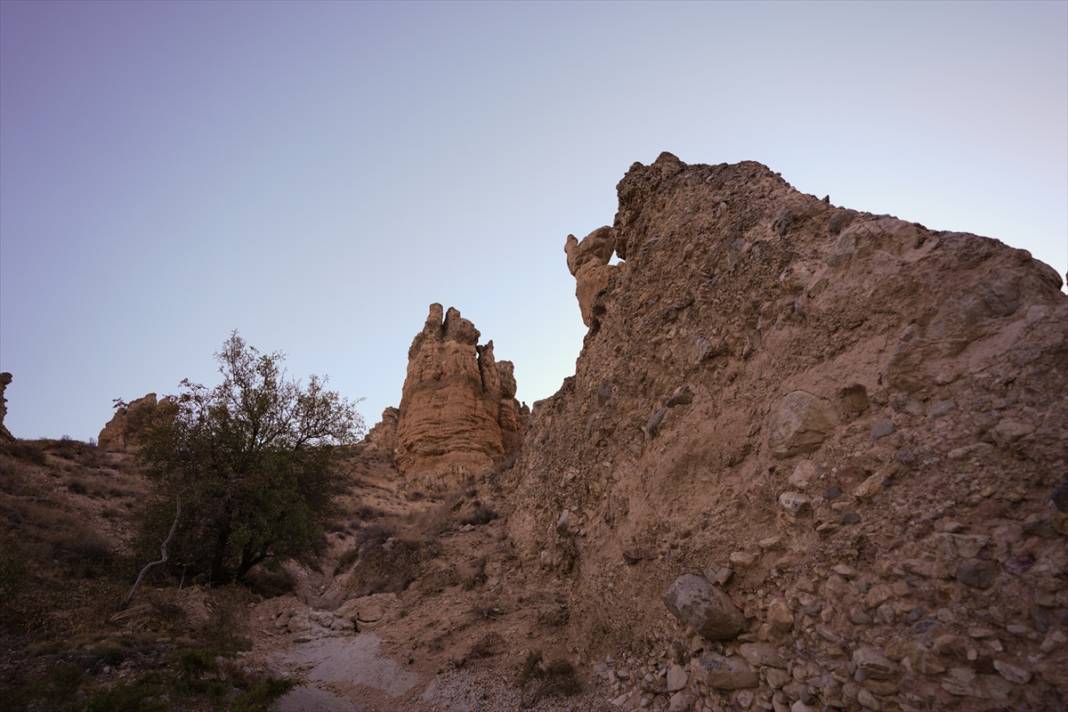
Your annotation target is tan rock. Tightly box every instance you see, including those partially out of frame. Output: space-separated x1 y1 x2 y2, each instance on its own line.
393 304 525 480
565 226 619 327
767 391 834 458
98 393 174 452
0 372 12 441
363 407 399 456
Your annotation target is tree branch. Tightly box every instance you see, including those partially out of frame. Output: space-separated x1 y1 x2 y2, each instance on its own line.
120 495 181 610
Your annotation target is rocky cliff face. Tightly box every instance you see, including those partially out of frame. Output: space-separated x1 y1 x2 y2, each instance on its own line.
504 154 1068 710
0 372 13 441
363 406 400 459
393 304 526 481
98 393 171 452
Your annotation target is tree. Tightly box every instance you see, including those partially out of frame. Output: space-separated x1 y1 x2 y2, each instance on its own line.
134 333 363 586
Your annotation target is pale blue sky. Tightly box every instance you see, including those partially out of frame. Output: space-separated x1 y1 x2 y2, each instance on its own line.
1 1 1065 440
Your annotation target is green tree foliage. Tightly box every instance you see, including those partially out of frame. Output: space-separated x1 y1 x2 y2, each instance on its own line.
137 333 363 584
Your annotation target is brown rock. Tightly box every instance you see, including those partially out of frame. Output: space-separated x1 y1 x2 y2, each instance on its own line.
767 391 834 458
565 226 619 327
692 652 759 689
663 573 746 640
363 407 399 456
98 393 174 452
393 304 525 479
0 372 12 441
499 154 1068 711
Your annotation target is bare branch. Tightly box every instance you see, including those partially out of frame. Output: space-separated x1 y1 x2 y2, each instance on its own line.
120 495 181 610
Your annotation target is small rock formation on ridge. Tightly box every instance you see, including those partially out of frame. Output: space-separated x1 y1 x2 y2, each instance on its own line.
391 304 526 480
0 372 13 441
98 393 172 452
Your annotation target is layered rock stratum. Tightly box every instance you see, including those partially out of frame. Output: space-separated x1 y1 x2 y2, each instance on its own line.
502 153 1068 710
391 304 526 480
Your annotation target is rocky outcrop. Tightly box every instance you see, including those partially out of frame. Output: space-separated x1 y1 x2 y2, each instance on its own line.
506 154 1068 710
98 393 172 452
0 372 13 441
362 407 399 458
393 304 526 480
565 226 620 328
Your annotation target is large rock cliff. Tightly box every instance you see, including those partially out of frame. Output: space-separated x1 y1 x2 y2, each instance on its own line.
392 304 526 481
504 154 1068 710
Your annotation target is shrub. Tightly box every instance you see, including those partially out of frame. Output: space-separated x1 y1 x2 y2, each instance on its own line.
134 332 364 585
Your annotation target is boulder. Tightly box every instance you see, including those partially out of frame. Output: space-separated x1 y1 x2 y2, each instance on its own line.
663 574 745 640
691 652 758 689
767 391 834 458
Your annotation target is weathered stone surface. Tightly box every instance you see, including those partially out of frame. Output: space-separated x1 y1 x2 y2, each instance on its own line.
394 304 526 479
363 407 399 456
852 646 897 680
692 652 758 689
98 393 174 452
565 226 619 328
767 391 834 457
956 559 997 589
666 663 688 692
737 642 785 668
663 574 745 640
0 372 12 441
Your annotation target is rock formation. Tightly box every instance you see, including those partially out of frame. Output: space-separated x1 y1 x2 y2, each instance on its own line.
504 154 1068 710
0 372 13 441
98 393 171 452
392 304 526 480
565 226 620 328
362 406 399 458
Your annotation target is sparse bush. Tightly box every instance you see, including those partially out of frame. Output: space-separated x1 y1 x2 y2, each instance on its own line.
67 478 89 495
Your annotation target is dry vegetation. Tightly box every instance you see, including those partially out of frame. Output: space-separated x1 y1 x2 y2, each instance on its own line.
0 440 292 712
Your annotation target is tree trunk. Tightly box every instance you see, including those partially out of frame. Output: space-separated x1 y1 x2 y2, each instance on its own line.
120 495 181 609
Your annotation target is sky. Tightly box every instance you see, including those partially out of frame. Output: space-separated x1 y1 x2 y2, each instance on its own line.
1 1 1066 441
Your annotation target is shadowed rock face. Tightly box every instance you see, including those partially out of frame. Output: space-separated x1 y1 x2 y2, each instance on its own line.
392 304 525 480
0 372 12 441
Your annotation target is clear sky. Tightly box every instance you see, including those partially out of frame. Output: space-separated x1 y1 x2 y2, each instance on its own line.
1 1 1065 440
